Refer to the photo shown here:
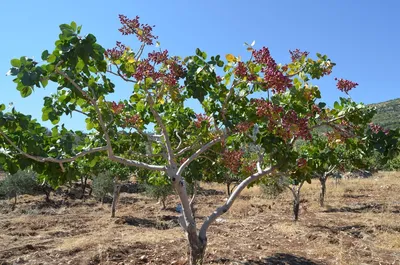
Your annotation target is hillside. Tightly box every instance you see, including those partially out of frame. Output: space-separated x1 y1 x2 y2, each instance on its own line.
370 98 400 130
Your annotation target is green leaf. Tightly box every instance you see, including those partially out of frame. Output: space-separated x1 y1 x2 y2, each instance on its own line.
6 67 19 76
85 118 94 130
11 59 21 67
47 54 57 63
0 104 5 111
76 59 85 71
40 78 49 88
41 50 50 61
71 21 77 31
20 86 33 97
333 101 340 110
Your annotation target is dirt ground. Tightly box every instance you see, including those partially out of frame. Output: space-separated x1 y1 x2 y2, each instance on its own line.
0 172 399 265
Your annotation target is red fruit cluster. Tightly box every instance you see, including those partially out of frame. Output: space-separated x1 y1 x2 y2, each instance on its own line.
132 55 186 87
252 47 292 93
234 62 257 81
369 123 389 135
334 78 358 93
223 150 244 174
194 113 211 128
148 50 169 64
111 101 125 114
242 161 257 175
252 99 311 140
105 41 127 60
289 49 309 62
118 15 158 45
123 114 141 128
235 121 254 133
297 158 307 168
311 104 321 114
252 99 283 117
283 110 312 140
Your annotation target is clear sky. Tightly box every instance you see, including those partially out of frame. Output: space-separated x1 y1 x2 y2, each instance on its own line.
1 1 399 131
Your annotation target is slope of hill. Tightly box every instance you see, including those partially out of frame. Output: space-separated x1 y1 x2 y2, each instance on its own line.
369 98 400 130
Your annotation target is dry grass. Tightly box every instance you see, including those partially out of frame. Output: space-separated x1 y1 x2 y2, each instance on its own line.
0 172 399 264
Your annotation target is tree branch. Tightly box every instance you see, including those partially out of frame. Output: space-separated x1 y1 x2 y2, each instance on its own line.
109 155 166 171
147 95 176 166
199 165 276 240
55 62 114 157
0 130 107 169
0 129 165 172
177 136 222 176
175 130 183 151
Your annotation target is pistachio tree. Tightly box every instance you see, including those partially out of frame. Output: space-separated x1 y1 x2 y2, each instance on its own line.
0 15 377 264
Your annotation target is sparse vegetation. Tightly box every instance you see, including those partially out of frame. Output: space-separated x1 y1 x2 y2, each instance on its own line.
0 172 398 264
92 171 114 203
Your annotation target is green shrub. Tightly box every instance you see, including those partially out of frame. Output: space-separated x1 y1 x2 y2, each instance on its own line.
144 182 174 209
0 170 38 205
92 171 114 202
260 179 286 199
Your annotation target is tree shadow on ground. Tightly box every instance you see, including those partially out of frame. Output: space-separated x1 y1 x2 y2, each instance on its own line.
115 215 179 230
323 202 385 213
118 196 139 205
309 224 370 239
212 253 324 265
246 253 325 265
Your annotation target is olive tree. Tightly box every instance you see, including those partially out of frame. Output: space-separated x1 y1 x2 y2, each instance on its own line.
0 15 380 264
0 170 37 208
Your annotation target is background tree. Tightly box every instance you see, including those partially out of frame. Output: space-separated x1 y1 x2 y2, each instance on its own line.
92 170 114 204
143 172 174 209
0 170 38 209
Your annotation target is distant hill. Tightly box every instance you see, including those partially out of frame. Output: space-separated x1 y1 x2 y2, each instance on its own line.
369 98 400 130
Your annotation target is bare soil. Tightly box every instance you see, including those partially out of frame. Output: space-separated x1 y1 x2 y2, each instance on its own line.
0 172 399 265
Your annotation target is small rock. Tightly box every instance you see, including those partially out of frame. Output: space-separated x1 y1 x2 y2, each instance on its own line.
256 244 262 249
139 255 148 262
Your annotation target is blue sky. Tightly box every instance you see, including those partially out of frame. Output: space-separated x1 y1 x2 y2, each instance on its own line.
1 1 399 131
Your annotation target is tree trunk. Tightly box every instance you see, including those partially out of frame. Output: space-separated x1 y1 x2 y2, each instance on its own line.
111 184 121 218
88 186 93 197
80 176 88 200
45 190 51 202
187 229 206 265
11 194 17 210
319 177 327 207
293 196 300 221
161 198 166 210
227 182 231 196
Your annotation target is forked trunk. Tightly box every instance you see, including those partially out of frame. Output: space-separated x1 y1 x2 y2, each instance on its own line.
319 177 327 207
111 184 121 218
